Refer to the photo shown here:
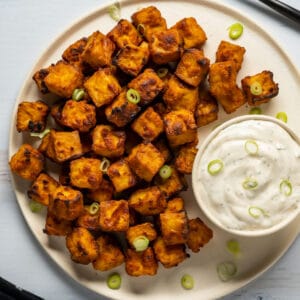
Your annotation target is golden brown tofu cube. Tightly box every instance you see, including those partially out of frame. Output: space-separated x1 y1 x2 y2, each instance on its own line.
9 144 44 181
149 29 182 65
107 159 137 193
43 211 73 236
66 227 98 264
131 107 164 142
91 125 126 158
44 60 83 98
164 109 197 147
209 61 246 114
76 207 101 231
171 17 207 50
82 31 115 69
70 157 103 189
241 70 279 106
128 186 167 215
127 68 164 106
153 137 172 163
174 142 198 174
16 101 49 133
62 37 87 64
131 6 167 42
165 197 185 213
87 179 114 203
215 40 246 72
127 142 165 182
125 247 158 276
163 75 199 113
99 200 130 232
84 68 121 108
32 68 49 94
93 234 125 271
27 173 59 206
105 89 141 127
175 49 210 87
116 42 150 77
187 218 213 253
153 236 187 268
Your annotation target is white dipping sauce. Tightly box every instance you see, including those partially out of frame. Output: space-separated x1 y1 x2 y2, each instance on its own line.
197 119 300 231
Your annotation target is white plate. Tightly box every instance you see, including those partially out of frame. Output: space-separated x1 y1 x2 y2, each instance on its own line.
9 0 300 299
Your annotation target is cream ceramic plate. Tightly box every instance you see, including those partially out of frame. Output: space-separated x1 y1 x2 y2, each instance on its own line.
9 0 300 299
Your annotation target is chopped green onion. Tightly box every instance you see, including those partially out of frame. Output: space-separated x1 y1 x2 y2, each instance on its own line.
242 178 258 190
181 274 194 290
132 235 149 252
207 159 223 175
250 81 262 96
248 206 268 219
126 88 140 104
159 165 173 180
88 202 100 215
228 22 243 40
244 139 258 155
280 179 292 196
226 240 240 257
100 158 110 173
107 273 121 289
276 112 288 123
157 68 168 78
249 107 262 115
108 2 121 22
29 200 43 213
137 23 145 36
72 88 85 101
217 261 237 282
30 128 50 139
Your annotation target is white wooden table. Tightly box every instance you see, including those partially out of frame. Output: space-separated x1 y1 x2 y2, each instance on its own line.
1 0 299 299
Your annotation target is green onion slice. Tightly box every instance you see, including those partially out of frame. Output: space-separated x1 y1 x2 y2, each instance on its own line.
217 261 237 282
244 139 258 155
276 112 288 123
107 273 121 289
126 88 140 104
242 178 258 190
248 206 268 219
280 179 292 196
137 23 145 36
30 128 50 139
159 165 173 180
181 274 194 290
157 68 168 78
250 81 262 96
249 107 262 115
228 22 244 40
100 158 110 173
207 159 223 175
29 201 43 213
72 88 85 101
108 2 121 22
226 239 241 257
88 202 100 215
133 236 149 252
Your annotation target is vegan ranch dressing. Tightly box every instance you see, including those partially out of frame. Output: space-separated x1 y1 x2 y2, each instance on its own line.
196 119 300 231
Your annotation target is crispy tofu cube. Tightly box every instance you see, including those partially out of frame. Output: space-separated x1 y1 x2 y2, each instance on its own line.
82 31 115 69
209 61 246 114
127 68 164 106
32 68 49 94
93 234 125 271
62 37 87 64
116 41 150 77
87 179 114 203
165 197 185 213
9 144 44 181
153 236 187 268
216 40 246 72
70 157 103 189
128 186 167 215
105 89 141 127
131 107 164 142
131 6 167 42
163 75 199 113
49 185 84 221
44 61 83 98
107 159 137 192
153 137 172 163
164 109 197 147
125 247 158 276
171 17 207 49
43 211 72 236
149 29 182 65
84 68 121 108
16 101 49 133
241 70 279 106
127 142 165 182
76 207 101 231
91 125 126 158
174 142 198 174
27 173 59 206
160 211 188 245
99 200 130 232
187 218 213 253
175 49 210 87
66 227 98 264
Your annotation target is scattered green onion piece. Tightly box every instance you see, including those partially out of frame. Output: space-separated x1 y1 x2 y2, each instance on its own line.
207 159 223 175
250 81 262 96
137 23 145 36
100 158 110 173
159 165 173 180
126 88 140 104
107 273 121 290
29 200 43 213
157 68 168 78
276 112 288 123
226 240 240 257
88 202 100 215
72 88 85 101
242 178 258 190
228 22 243 40
181 274 194 290
108 2 121 22
280 179 292 196
248 206 268 219
30 128 50 139
244 139 258 155
249 107 262 115
217 262 237 282
132 235 149 252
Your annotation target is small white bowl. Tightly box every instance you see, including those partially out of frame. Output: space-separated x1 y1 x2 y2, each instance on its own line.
192 114 300 237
